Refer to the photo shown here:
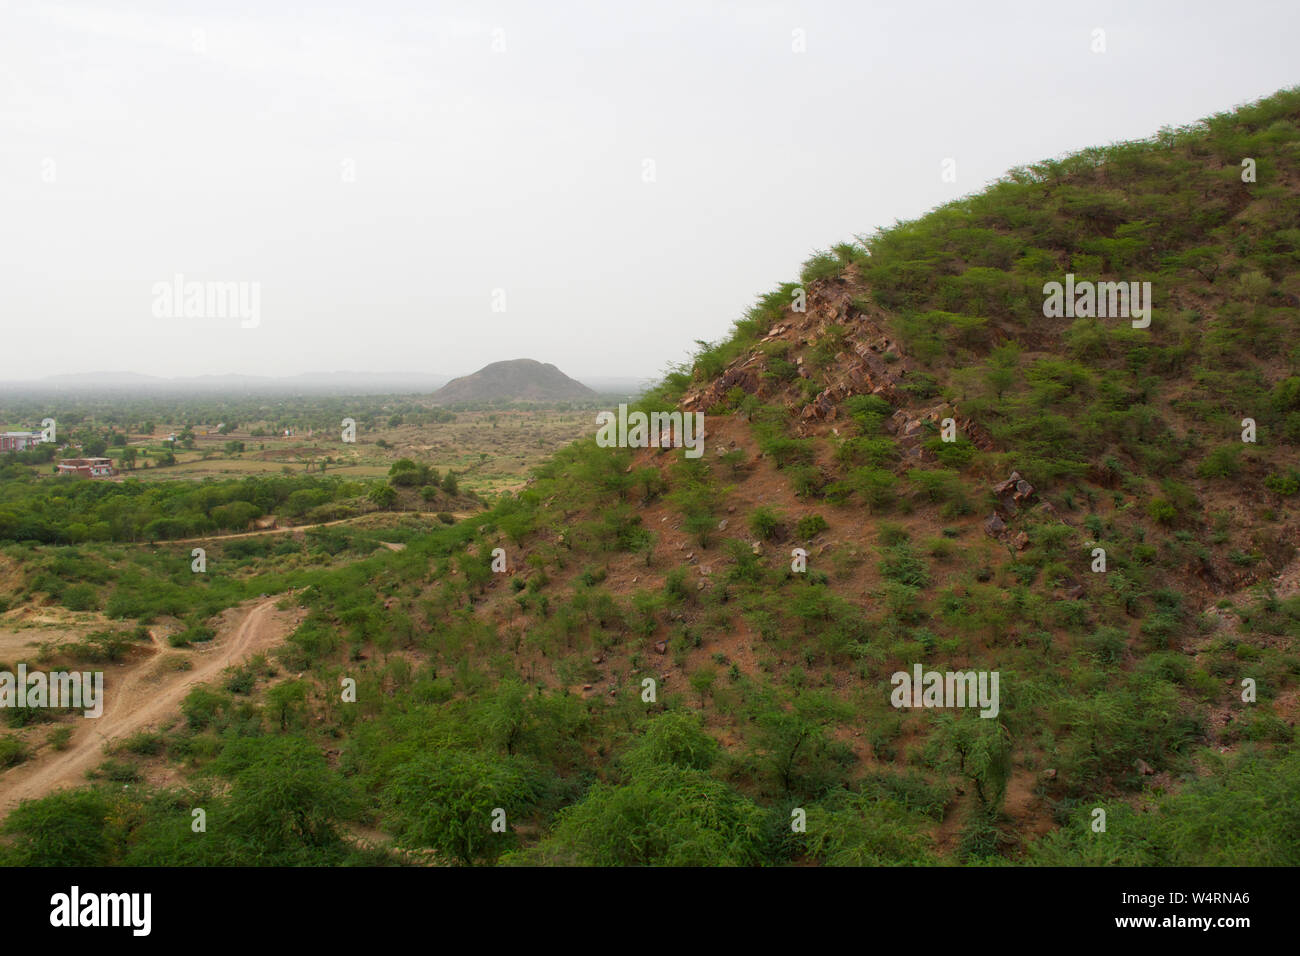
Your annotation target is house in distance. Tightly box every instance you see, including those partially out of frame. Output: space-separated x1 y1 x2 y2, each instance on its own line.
56 457 116 478
0 431 45 452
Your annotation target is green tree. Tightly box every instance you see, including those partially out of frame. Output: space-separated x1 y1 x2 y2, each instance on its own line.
215 737 354 861
266 679 308 731
368 484 398 508
510 766 766 866
382 750 539 865
0 789 113 866
689 666 717 706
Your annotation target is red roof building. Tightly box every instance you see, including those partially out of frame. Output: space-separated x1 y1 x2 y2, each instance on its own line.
57 457 115 478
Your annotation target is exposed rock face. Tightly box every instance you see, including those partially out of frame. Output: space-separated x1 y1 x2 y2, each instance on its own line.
682 284 917 429
681 359 766 411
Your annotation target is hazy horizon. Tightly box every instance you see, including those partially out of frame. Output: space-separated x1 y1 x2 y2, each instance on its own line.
3 0 1298 384
0 364 652 396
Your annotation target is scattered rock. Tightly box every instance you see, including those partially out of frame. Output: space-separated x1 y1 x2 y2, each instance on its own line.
653 641 667 655
984 514 1006 535
717 519 729 531
993 471 1036 508
1014 531 1030 551
1135 758 1155 776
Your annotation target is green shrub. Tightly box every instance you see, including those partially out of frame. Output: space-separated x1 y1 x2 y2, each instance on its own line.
168 624 215 648
1196 445 1243 479
61 584 98 612
0 735 28 768
879 545 929 588
749 507 781 541
1264 469 1300 496
795 514 828 539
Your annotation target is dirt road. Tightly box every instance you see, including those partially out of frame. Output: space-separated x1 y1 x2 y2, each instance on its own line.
0 596 300 818
151 510 474 547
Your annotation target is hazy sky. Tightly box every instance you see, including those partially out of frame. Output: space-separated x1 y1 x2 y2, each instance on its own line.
1 0 1297 383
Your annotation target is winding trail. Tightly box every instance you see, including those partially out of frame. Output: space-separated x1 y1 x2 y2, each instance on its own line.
154 510 474 547
0 596 299 818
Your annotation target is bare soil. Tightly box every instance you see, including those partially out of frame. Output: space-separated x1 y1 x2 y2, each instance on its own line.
0 595 302 817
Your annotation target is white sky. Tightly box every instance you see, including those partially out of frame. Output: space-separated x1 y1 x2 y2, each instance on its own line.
1 0 1297 383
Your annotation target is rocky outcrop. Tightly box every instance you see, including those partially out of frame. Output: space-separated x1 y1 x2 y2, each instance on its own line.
985 471 1036 540
992 471 1036 516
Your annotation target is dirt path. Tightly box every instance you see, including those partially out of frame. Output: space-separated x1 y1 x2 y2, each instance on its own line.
0 595 301 817
151 510 474 547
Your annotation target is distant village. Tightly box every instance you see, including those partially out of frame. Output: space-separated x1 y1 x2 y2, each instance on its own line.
1 421 308 480
1 429 118 478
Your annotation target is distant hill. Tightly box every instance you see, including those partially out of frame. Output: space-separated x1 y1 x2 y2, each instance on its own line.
430 359 596 404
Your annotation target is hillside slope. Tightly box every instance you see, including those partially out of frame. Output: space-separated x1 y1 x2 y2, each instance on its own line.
4 89 1298 868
